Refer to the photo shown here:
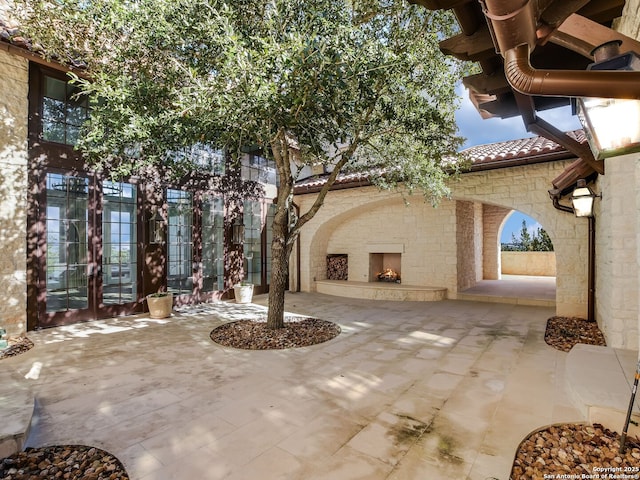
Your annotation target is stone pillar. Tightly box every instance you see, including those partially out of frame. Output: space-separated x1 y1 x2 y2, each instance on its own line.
0 50 29 337
483 204 511 279
596 158 638 349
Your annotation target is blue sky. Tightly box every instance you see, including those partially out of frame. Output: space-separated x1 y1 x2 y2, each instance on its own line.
453 84 582 242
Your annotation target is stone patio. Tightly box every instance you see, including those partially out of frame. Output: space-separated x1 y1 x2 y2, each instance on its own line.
0 291 622 479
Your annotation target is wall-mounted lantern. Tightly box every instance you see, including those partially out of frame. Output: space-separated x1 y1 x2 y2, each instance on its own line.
571 179 600 218
576 51 640 160
149 208 166 244
232 217 244 245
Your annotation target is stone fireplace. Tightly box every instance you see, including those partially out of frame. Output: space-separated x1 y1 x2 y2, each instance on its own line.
369 253 401 283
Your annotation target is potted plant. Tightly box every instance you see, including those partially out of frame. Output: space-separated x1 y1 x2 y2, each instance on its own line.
146 292 173 318
233 282 254 304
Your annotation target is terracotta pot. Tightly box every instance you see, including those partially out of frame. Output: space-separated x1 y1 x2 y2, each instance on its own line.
146 293 173 319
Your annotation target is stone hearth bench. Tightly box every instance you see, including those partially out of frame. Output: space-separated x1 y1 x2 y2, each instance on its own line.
315 280 446 302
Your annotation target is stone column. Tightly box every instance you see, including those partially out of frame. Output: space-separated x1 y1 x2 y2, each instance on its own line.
0 50 29 337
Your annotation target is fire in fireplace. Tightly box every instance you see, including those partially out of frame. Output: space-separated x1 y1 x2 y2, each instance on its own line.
377 268 400 283
369 252 401 283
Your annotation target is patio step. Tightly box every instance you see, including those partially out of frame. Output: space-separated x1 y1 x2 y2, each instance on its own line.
455 291 555 307
566 344 640 436
315 280 447 302
0 374 35 458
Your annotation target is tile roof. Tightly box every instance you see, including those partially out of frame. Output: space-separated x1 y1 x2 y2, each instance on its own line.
294 131 587 193
0 2 30 50
463 130 587 166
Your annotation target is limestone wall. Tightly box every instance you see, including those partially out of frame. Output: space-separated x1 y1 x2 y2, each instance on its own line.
501 252 556 276
483 205 512 279
456 200 481 290
0 49 28 337
309 190 458 292
596 158 638 349
295 158 589 318
450 160 587 316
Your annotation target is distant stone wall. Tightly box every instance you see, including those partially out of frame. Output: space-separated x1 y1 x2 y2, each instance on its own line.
501 252 556 276
0 49 29 337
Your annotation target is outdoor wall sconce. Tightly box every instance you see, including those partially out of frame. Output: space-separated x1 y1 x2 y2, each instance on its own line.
232 217 244 245
576 51 640 160
148 208 166 244
571 179 601 217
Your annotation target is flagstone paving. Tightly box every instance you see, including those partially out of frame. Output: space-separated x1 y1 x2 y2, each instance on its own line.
3 293 582 479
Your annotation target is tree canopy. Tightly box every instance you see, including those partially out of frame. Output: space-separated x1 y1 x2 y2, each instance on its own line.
18 0 465 189
503 220 554 252
18 0 468 327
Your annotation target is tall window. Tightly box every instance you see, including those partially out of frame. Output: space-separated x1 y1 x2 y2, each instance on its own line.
42 76 89 146
243 154 277 185
243 200 262 285
45 173 89 312
202 196 225 292
167 190 193 295
102 181 137 305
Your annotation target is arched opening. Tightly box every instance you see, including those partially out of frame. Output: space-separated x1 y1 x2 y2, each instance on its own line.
457 205 556 306
499 210 555 276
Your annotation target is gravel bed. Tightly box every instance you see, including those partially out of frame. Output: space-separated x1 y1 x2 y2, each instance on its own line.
511 423 640 479
544 316 607 352
0 336 34 360
210 315 341 349
0 445 129 479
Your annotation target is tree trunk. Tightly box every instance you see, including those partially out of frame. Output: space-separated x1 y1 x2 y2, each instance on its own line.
266 199 292 329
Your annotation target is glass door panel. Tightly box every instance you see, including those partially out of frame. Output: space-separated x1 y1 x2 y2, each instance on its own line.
102 181 137 305
202 196 224 292
45 173 89 313
167 190 193 295
243 200 262 285
265 203 276 287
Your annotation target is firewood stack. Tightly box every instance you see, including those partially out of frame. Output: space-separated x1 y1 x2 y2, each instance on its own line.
327 255 348 280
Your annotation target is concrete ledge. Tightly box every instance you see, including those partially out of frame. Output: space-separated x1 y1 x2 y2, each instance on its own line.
0 375 35 458
315 280 447 301
566 344 640 436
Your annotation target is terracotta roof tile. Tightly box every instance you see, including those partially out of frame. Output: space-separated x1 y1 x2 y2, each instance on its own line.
295 131 587 193
462 130 586 165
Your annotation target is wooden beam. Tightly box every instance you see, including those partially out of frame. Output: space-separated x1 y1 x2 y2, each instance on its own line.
527 117 604 175
439 29 496 61
551 14 640 58
462 72 511 95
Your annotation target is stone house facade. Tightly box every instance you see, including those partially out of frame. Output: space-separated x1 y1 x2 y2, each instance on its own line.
0 45 29 337
0 32 278 336
292 139 639 351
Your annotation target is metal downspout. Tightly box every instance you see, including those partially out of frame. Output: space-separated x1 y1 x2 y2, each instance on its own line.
504 44 640 99
550 194 596 322
588 216 595 322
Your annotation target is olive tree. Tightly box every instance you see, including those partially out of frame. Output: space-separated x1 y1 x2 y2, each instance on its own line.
18 0 466 329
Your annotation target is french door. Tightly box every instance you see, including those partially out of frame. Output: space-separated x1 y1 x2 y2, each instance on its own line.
39 172 140 327
243 200 276 295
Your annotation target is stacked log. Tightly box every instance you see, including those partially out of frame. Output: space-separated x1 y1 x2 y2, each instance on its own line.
327 255 348 280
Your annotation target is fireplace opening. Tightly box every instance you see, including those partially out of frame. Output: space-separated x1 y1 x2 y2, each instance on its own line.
327 254 348 280
369 253 401 283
